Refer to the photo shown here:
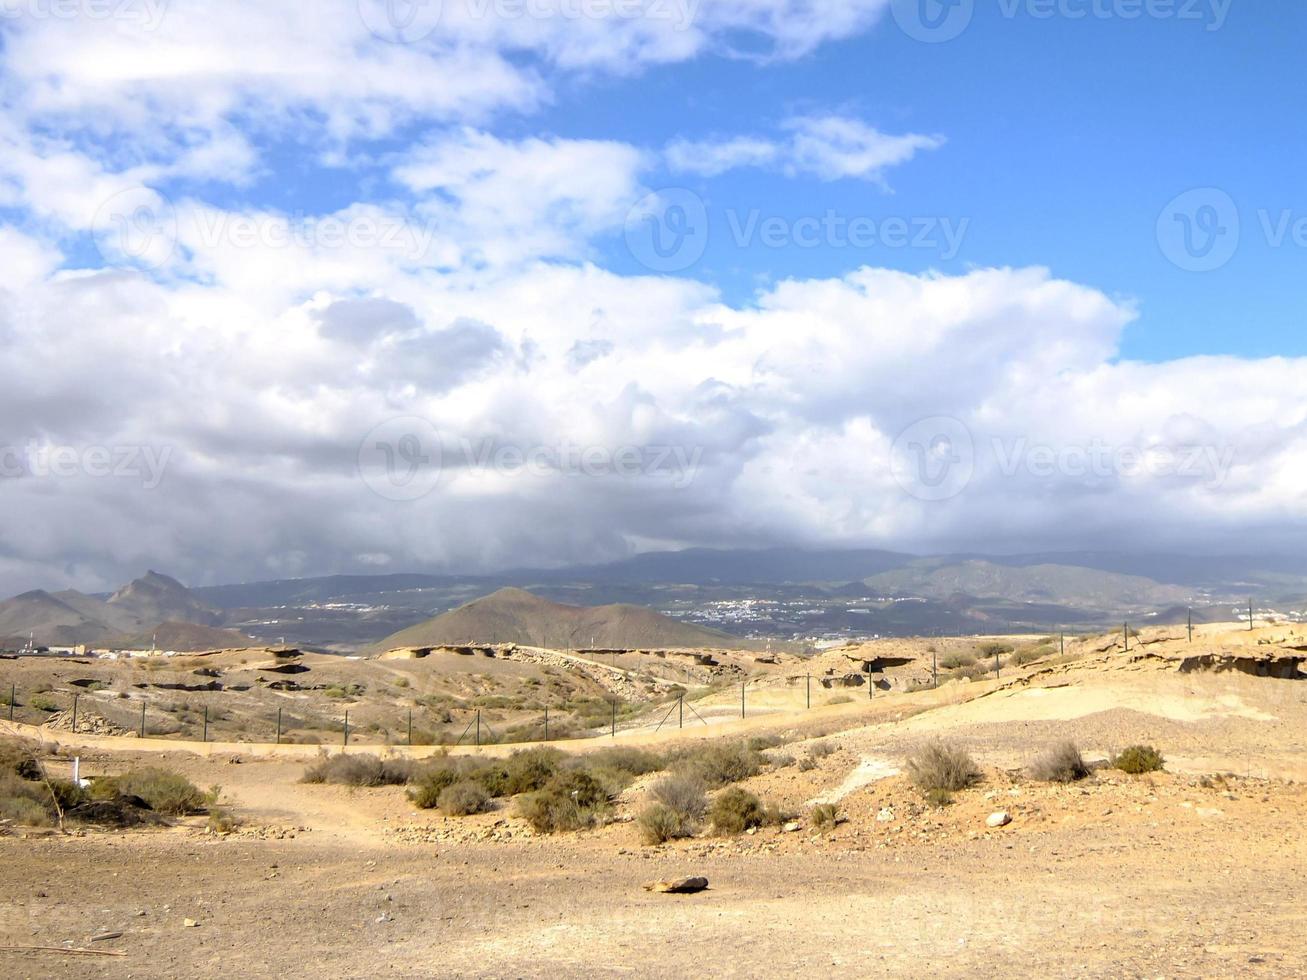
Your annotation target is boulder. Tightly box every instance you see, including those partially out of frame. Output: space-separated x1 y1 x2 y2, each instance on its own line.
986 811 1012 828
643 876 709 894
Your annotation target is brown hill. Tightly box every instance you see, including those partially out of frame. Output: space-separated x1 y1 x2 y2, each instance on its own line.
106 571 222 627
109 621 254 653
372 587 756 652
0 572 229 648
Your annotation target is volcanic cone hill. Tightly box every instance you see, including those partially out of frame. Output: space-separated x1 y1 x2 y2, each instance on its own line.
371 587 756 652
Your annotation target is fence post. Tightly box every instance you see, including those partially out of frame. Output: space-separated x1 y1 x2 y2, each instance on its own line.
276 707 282 745
611 700 616 738
868 667 873 700
678 697 683 729
932 650 938 689
1187 608 1193 642
475 709 481 747
72 694 79 734
407 709 413 747
1123 622 1129 652
740 682 745 719
140 700 146 738
994 650 1000 679
1060 632 1065 657
202 705 209 743
9 684 14 721
1249 599 1254 631
543 706 549 742
806 674 810 709
343 710 349 747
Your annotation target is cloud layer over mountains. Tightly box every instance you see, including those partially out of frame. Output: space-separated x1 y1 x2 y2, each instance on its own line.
1 1 1304 594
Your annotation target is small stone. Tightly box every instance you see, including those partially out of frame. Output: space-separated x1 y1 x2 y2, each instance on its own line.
783 822 801 833
643 876 709 894
183 918 199 928
876 808 894 822
986 812 1012 828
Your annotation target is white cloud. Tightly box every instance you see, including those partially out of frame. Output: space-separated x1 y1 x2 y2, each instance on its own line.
666 115 944 182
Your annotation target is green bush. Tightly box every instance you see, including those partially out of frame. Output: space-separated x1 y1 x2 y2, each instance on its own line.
106 768 207 815
0 739 42 780
544 769 607 809
516 787 600 833
437 780 492 816
708 786 769 835
1111 745 1164 774
906 741 981 794
1029 741 1090 782
480 747 563 796
0 793 52 826
301 753 411 787
30 694 59 713
939 654 976 670
637 803 693 844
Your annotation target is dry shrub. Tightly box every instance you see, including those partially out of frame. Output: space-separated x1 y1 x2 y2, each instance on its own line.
301 753 411 788
671 741 763 788
708 786 770 835
483 747 563 796
807 741 837 758
103 768 207 815
906 741 981 794
1029 741 1090 782
649 772 707 820
797 756 817 772
1112 745 1164 774
437 780 492 816
407 757 494 809
637 803 693 844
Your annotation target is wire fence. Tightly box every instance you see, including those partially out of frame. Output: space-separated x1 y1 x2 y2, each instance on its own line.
0 611 1249 749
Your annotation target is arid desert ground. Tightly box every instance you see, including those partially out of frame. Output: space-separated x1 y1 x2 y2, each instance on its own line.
3 623 1306 978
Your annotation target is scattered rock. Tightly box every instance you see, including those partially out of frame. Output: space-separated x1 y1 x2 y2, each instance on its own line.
643 876 709 894
986 812 1012 828
876 808 894 822
183 918 199 928
783 821 801 833
90 931 123 942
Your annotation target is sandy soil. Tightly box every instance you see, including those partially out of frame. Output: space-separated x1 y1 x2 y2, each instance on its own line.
3 624 1306 978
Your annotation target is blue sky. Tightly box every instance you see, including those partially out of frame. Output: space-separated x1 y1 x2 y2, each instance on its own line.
1 0 1305 592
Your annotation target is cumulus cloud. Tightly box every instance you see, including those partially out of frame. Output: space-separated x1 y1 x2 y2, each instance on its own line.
666 115 944 183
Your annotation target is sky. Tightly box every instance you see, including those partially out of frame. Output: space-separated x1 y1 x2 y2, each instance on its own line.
1 0 1305 594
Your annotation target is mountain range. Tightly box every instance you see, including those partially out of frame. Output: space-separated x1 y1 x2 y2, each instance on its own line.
0 571 250 651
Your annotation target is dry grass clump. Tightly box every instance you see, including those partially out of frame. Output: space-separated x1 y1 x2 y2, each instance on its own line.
407 756 495 809
807 740 836 758
810 802 840 829
1029 741 1091 782
906 740 981 794
1111 744 1165 774
301 753 411 788
437 780 492 816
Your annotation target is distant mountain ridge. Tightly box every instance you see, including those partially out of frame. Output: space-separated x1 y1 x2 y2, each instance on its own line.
372 587 759 652
0 571 247 651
